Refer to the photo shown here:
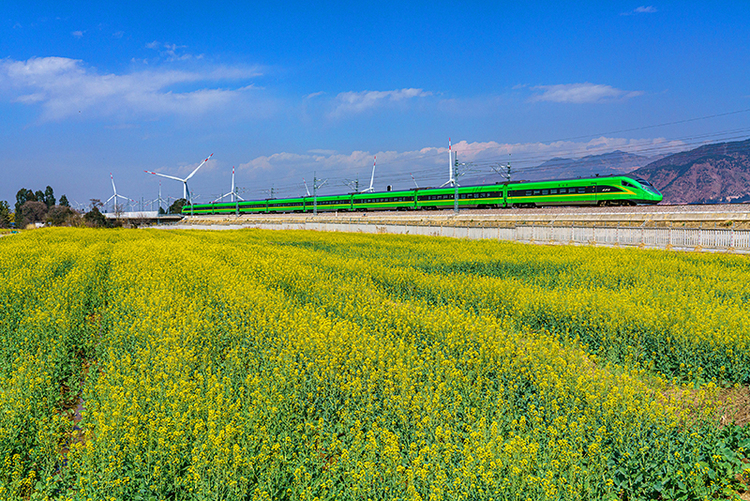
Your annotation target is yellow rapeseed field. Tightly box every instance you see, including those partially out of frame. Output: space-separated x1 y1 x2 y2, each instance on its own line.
1 228 749 500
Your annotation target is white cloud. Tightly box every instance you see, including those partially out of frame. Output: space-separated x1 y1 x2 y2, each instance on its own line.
145 41 202 62
71 30 84 38
0 56 264 121
329 88 431 117
621 6 657 15
530 83 644 103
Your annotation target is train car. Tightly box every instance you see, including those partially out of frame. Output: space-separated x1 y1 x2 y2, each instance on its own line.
183 175 661 215
505 176 661 207
352 189 417 211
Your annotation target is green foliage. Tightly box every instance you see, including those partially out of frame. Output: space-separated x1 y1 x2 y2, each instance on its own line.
59 195 70 207
1 229 749 501
83 206 109 227
14 188 35 226
43 186 56 208
168 198 187 214
0 201 11 228
14 187 62 225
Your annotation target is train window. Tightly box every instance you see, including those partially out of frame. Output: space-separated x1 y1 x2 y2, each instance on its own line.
525 191 532 196
578 187 586 194
533 190 540 196
542 190 549 195
551 189 558 194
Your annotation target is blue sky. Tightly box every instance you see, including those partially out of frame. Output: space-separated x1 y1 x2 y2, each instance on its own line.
2 1 749 208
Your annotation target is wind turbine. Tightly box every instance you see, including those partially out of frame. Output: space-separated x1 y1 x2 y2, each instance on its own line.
151 182 167 214
212 166 244 203
144 153 213 205
302 178 311 197
107 173 132 213
360 156 377 193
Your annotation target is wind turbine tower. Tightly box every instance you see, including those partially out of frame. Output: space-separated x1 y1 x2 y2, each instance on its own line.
107 173 132 213
213 166 244 203
440 138 458 187
360 156 377 193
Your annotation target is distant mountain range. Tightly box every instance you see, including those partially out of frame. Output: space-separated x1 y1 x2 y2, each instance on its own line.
629 139 750 204
460 139 750 205
529 150 656 180
461 150 658 186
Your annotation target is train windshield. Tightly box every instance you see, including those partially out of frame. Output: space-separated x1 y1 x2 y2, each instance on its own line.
633 178 661 195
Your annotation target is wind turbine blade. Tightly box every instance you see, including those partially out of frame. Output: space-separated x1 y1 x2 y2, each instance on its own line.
110 173 117 195
145 170 184 182
214 191 233 203
186 153 213 181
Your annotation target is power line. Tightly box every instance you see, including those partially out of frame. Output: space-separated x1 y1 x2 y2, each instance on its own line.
539 108 750 143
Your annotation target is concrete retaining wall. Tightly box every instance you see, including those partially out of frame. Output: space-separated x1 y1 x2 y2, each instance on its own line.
218 222 749 253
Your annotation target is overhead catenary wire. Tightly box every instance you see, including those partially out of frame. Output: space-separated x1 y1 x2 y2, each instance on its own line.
150 108 750 202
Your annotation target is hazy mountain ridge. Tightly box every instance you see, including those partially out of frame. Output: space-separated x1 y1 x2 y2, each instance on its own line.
530 150 654 180
630 139 750 204
461 150 655 186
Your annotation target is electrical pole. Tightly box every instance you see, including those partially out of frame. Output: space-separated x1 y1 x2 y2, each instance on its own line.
454 157 460 213
491 154 512 183
312 172 327 215
344 175 360 192
453 159 472 214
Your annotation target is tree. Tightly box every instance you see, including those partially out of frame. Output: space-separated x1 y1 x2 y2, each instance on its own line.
34 190 45 204
169 198 187 215
46 205 76 226
44 186 55 207
59 194 70 207
15 188 35 226
0 201 11 228
83 206 109 227
20 201 48 227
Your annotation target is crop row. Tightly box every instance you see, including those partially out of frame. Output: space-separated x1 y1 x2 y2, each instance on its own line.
0 228 748 500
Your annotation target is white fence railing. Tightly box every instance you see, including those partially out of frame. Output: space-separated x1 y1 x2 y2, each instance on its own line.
234 222 749 252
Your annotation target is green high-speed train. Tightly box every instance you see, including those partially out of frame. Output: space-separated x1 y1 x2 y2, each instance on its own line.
183 175 662 215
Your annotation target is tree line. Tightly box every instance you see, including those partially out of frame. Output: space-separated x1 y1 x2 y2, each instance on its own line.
0 186 187 229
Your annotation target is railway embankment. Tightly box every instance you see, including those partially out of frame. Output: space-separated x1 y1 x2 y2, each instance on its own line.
177 204 750 229
160 205 750 253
